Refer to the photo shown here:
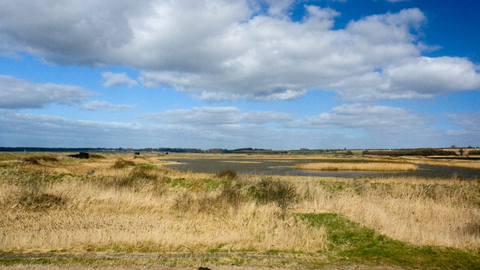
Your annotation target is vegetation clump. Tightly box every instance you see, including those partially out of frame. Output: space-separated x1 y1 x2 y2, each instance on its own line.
111 158 135 169
22 154 59 164
6 175 66 211
89 153 106 159
247 177 297 216
216 169 238 180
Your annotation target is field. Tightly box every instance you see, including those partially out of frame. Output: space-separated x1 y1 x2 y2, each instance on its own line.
1 152 480 269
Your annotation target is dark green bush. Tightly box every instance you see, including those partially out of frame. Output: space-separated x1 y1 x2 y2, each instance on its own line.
248 177 297 216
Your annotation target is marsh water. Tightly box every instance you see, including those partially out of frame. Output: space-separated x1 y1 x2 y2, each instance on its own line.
165 157 480 180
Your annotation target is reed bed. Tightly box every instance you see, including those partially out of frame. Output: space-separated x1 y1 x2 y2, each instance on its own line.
1 153 479 254
0 155 326 253
295 162 419 171
293 176 480 250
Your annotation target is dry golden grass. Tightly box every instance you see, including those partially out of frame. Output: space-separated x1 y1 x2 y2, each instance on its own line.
363 155 480 169
408 158 480 169
295 162 419 171
1 153 479 254
0 154 326 253
293 176 480 250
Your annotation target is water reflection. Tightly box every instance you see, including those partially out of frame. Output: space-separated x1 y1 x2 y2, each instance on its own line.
165 158 480 180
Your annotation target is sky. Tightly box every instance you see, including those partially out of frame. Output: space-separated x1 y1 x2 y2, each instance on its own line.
0 0 479 150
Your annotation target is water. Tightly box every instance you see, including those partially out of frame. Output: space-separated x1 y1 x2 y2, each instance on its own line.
164 157 480 180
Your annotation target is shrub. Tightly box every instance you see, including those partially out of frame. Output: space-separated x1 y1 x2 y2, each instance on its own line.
216 169 238 180
248 177 297 217
108 165 167 195
89 153 106 159
129 165 158 180
218 181 246 209
173 181 247 214
8 175 66 211
112 158 135 169
22 155 58 164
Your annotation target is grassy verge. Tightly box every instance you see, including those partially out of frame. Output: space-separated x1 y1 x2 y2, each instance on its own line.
298 213 480 269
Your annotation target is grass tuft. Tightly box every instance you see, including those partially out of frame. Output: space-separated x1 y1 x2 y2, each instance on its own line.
216 169 238 180
22 154 59 164
111 158 135 169
6 175 67 211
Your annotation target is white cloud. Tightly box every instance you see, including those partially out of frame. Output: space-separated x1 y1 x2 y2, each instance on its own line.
0 1 478 102
386 57 480 95
134 6 435 102
445 111 480 132
258 0 297 18
0 109 157 147
102 72 138 87
328 56 480 102
286 103 432 133
79 101 137 112
0 110 347 149
0 106 463 149
140 106 295 125
0 75 94 109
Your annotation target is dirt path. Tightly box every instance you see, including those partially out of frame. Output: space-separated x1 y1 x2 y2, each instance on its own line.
0 252 311 260
0 253 403 270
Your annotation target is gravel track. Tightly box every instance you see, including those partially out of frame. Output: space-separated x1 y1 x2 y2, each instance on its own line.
0 252 314 261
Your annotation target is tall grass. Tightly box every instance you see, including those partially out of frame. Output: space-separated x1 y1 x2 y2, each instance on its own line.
294 177 480 250
0 156 324 253
0 153 479 254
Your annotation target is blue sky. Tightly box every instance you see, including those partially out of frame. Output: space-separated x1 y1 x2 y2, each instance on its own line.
1 0 479 150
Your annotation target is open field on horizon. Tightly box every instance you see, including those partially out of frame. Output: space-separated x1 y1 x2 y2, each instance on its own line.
1 152 480 269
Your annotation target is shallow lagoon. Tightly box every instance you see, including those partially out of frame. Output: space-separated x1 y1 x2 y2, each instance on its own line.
165 157 480 180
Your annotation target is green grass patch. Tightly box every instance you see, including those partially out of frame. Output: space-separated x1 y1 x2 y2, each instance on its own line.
136 163 159 169
297 213 480 269
165 177 227 191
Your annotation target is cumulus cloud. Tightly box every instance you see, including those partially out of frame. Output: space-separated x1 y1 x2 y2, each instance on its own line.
328 57 480 101
260 0 297 17
0 110 352 149
140 107 295 125
140 105 431 134
286 103 432 132
445 111 480 132
102 72 139 87
1 1 478 102
0 75 94 109
79 101 137 112
0 0 152 65
0 105 459 149
0 109 154 147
